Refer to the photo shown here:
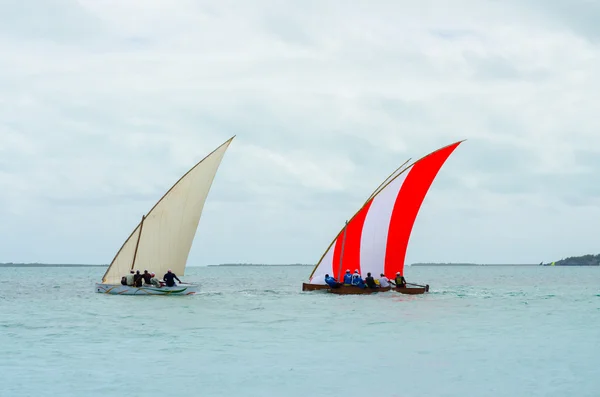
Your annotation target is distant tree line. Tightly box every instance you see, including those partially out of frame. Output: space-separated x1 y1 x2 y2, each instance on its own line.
550 254 600 266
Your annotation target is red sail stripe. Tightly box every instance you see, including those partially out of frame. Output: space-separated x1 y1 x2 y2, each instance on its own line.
384 142 461 277
332 199 374 280
331 230 345 280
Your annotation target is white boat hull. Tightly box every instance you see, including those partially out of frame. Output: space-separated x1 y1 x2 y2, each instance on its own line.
95 283 199 295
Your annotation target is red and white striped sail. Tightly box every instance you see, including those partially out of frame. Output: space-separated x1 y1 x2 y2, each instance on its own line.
308 141 463 284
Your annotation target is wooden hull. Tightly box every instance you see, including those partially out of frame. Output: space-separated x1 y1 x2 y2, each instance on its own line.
95 283 199 295
394 285 429 295
328 285 392 295
302 283 331 291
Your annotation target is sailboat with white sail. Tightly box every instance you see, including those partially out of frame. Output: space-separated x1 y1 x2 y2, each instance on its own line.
302 140 464 295
95 136 234 295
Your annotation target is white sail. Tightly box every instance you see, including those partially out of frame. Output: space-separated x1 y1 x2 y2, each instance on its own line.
101 137 234 284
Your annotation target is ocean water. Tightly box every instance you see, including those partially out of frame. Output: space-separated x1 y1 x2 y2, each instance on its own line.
0 265 599 397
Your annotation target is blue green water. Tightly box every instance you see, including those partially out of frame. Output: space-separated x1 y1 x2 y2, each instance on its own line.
0 265 599 397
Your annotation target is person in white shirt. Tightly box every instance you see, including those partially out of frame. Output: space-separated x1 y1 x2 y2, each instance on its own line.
125 270 135 286
378 273 390 288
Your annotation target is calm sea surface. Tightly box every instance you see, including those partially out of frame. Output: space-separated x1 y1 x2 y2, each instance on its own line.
0 265 599 397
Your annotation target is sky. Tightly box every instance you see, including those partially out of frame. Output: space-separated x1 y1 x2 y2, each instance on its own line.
1 0 600 267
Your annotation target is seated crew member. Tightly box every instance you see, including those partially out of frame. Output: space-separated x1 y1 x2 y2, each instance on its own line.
324 274 342 288
125 270 135 286
351 270 365 288
378 273 390 288
133 270 143 287
343 269 353 286
149 272 162 287
142 269 152 285
365 272 377 289
393 272 407 288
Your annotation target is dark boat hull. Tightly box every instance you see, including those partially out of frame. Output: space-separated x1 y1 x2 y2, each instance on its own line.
302 283 330 291
302 283 429 295
394 285 429 294
328 285 392 295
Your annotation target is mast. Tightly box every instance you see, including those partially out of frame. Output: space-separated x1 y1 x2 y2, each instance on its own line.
336 220 349 279
365 158 412 202
130 215 145 270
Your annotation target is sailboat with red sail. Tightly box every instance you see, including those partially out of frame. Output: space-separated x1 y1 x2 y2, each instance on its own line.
302 140 464 295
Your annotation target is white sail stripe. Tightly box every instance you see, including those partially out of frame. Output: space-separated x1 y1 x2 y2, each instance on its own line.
309 239 336 284
359 172 408 279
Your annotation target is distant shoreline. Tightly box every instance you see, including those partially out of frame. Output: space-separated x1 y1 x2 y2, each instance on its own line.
208 264 312 267
542 254 600 266
0 263 107 268
410 263 538 267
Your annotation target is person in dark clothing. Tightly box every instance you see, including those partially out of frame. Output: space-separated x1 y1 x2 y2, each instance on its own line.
142 270 152 285
133 270 143 287
392 272 407 288
365 272 377 289
163 269 181 287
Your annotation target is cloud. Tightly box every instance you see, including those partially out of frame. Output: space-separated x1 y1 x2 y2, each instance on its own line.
1 0 600 267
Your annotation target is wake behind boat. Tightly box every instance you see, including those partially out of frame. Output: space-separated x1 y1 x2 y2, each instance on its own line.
302 140 464 295
95 136 234 296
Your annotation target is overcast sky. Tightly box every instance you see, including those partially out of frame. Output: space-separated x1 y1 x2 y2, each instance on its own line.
1 0 599 266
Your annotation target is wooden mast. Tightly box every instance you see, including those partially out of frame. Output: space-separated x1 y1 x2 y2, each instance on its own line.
336 220 348 280
130 215 145 270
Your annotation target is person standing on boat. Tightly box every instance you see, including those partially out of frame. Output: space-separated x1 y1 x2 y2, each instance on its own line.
324 274 342 288
379 273 390 288
365 272 377 289
125 270 135 286
163 269 181 287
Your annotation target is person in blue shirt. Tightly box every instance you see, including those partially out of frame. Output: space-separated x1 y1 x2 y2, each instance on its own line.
351 270 365 288
324 274 342 289
343 269 353 285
